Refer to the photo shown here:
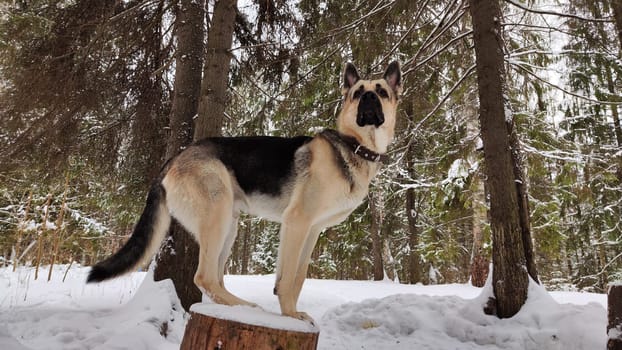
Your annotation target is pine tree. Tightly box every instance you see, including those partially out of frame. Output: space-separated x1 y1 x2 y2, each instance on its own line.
153 0 206 312
469 0 536 318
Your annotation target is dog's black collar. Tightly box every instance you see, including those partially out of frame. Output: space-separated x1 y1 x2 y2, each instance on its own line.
322 129 390 163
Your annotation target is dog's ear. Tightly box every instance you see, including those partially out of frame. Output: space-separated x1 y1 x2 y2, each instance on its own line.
342 62 360 94
383 61 402 95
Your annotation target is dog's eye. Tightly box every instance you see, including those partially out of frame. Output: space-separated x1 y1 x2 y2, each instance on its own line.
352 86 364 99
376 87 389 99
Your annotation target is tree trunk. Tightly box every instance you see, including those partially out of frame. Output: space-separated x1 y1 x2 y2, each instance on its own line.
194 0 238 139
153 0 205 312
469 0 529 318
128 1 167 188
165 0 205 157
181 312 319 350
609 284 622 350
466 88 489 288
605 69 622 148
382 220 397 282
368 189 385 281
605 58 622 184
405 184 422 284
240 219 251 274
404 97 424 285
508 125 539 283
470 173 489 287
613 0 622 60
155 221 203 311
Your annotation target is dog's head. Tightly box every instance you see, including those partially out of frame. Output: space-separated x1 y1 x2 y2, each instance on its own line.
337 61 401 153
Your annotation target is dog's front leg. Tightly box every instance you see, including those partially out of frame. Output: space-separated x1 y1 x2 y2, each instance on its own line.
290 225 322 307
274 209 314 322
291 211 351 304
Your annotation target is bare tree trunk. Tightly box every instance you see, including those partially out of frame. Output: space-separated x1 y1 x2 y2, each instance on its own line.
157 0 237 312
469 0 530 318
153 0 205 311
405 184 422 284
508 126 539 283
613 0 622 59
609 0 622 190
369 189 385 281
165 0 205 157
605 70 622 148
240 219 250 274
128 2 167 187
194 0 238 139
404 99 424 284
382 215 397 281
465 89 489 287
470 173 489 287
608 284 622 350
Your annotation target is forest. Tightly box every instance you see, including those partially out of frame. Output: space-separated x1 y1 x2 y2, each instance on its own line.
0 0 621 299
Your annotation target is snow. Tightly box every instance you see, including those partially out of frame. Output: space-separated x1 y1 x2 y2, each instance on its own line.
444 159 470 185
190 304 318 333
0 264 607 349
0 265 185 350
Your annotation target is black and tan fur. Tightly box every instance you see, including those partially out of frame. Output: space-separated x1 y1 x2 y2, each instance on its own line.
88 61 402 322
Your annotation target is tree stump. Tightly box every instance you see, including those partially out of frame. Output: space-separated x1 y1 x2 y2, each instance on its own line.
608 284 622 350
180 305 319 350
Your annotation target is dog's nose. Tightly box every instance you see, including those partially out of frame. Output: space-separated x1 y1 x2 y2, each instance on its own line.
357 91 385 127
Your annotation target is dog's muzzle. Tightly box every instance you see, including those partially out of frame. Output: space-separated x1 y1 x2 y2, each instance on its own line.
356 91 385 127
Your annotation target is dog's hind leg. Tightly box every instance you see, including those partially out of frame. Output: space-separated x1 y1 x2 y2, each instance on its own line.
218 214 238 286
214 214 259 307
163 159 252 307
193 193 254 306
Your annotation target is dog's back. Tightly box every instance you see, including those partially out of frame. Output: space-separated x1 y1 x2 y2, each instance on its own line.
200 135 313 196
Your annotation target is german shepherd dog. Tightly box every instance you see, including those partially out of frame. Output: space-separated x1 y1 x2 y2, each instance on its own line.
88 61 401 322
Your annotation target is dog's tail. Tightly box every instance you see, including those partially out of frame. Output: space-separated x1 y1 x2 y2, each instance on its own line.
87 182 171 283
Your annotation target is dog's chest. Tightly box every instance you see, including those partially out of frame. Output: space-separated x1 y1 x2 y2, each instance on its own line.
242 193 290 222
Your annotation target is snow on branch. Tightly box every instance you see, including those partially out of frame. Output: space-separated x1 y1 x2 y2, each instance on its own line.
374 0 432 71
404 30 472 76
521 142 610 164
323 1 397 37
413 64 476 132
507 49 617 59
508 61 622 106
504 0 614 23
502 22 585 39
403 0 466 74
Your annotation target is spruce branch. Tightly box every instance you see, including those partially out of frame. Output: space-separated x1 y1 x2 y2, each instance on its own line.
504 0 614 23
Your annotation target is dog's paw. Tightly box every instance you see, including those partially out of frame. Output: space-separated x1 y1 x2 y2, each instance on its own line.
245 301 260 308
207 290 258 308
285 311 315 326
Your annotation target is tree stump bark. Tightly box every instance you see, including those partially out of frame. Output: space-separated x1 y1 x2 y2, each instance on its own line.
180 311 319 350
608 284 622 350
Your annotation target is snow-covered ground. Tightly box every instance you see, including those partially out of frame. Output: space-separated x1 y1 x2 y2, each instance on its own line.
0 264 607 349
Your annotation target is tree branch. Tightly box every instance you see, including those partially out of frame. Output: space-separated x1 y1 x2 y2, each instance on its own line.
504 0 614 23
414 64 476 131
403 0 463 70
509 61 622 105
373 0 432 70
404 30 472 76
